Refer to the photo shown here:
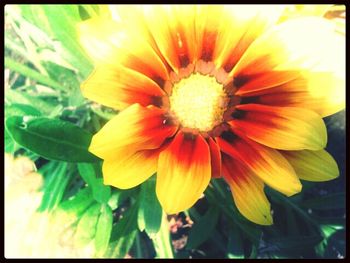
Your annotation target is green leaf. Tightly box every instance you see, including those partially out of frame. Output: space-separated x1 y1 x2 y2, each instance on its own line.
107 203 139 258
5 89 58 115
107 188 139 211
38 60 85 108
320 224 343 239
207 180 262 245
95 204 113 257
269 235 324 250
5 116 100 162
37 161 70 211
59 187 94 216
152 212 174 259
77 163 111 203
227 221 248 259
77 163 97 186
301 193 345 210
41 61 79 87
68 84 86 107
74 202 101 248
78 5 99 20
107 191 123 210
53 187 95 227
312 214 345 225
19 5 93 77
4 103 41 153
285 206 299 236
5 103 42 117
4 126 18 153
5 34 31 62
137 179 162 238
187 205 220 249
90 106 117 120
5 57 66 91
93 178 112 203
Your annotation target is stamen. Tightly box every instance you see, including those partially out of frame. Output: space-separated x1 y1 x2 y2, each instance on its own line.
169 73 228 132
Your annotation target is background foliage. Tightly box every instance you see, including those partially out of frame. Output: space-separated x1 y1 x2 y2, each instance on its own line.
4 5 345 259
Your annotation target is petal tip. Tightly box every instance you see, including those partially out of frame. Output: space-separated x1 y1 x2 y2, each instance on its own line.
261 214 273 226
286 180 303 197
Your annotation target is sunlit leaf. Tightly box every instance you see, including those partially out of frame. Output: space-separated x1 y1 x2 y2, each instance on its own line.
37 161 69 211
59 187 94 216
5 57 66 91
152 212 174 259
19 5 93 77
5 89 58 115
74 202 101 247
77 163 111 203
95 204 113 257
138 179 162 238
5 103 42 117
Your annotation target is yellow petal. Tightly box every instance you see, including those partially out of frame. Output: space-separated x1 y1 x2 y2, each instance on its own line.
281 150 339 182
222 154 272 225
278 4 332 23
89 104 177 160
233 17 343 76
212 5 283 71
232 17 345 116
255 72 345 117
217 136 302 196
156 132 211 214
108 5 165 58
81 65 165 110
230 104 327 151
103 148 160 189
77 16 169 83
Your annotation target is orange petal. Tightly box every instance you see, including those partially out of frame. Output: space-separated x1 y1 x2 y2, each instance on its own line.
78 16 169 84
208 138 222 178
281 150 339 182
81 65 165 110
234 70 299 96
156 132 211 214
232 17 345 114
222 153 272 225
217 135 301 196
89 104 178 160
103 148 160 189
143 6 197 72
230 104 327 151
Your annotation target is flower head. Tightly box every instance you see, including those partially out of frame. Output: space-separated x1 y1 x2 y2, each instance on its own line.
79 5 344 225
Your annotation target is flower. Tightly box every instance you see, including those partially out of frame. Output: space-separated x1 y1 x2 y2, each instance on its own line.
79 5 344 225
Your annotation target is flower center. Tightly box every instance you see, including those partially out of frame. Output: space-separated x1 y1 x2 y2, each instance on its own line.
169 73 228 132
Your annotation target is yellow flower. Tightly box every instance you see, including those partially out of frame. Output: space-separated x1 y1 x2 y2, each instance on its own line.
79 5 344 225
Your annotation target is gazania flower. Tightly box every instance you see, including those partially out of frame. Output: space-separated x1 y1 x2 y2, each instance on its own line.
79 5 344 225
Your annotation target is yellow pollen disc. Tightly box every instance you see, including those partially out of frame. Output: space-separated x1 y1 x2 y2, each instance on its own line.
169 73 227 132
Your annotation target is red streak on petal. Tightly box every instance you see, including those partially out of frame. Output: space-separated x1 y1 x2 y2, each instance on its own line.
208 138 222 178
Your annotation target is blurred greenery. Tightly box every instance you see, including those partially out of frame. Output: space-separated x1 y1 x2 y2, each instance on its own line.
4 4 345 259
